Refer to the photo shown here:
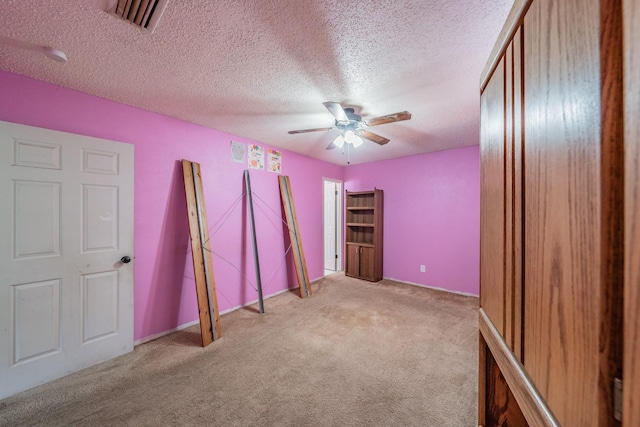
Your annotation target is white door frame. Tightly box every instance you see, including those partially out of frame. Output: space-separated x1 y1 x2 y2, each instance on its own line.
323 178 342 271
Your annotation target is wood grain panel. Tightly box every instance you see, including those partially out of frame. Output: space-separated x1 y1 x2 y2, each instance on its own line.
279 175 312 297
485 345 529 427
512 27 524 363
598 0 624 425
504 41 514 353
194 162 223 341
345 244 359 277
373 189 383 281
359 246 375 281
182 160 214 347
479 333 487 426
480 309 559 427
480 57 506 337
522 1 602 424
624 0 640 425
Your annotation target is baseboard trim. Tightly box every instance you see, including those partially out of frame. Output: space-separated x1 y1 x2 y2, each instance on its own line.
217 286 295 316
134 319 200 346
383 276 479 298
134 286 300 346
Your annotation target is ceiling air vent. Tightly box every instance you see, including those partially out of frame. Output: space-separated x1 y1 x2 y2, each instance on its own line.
106 0 169 33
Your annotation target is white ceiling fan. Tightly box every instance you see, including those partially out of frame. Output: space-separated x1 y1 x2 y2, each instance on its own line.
288 102 412 150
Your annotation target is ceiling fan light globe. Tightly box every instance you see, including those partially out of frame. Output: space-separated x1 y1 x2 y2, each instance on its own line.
333 134 345 148
344 130 359 145
352 135 364 148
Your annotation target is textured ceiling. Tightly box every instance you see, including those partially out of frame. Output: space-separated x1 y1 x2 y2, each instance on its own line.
0 0 512 165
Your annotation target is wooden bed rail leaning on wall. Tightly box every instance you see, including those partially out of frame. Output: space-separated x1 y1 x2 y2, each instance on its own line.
278 175 312 298
182 159 222 347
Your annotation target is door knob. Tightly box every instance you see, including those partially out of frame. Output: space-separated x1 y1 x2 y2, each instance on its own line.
120 256 131 264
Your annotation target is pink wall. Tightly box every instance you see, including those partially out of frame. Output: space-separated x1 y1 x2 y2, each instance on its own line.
343 147 480 295
0 71 343 341
0 70 480 343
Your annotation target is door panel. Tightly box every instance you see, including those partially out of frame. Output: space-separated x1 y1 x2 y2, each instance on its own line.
82 184 119 252
0 121 134 399
359 247 375 280
523 1 603 424
504 40 514 352
14 180 61 258
12 279 61 364
624 0 640 424
81 271 119 343
480 56 506 336
82 149 119 174
512 27 524 363
345 244 359 277
13 138 61 169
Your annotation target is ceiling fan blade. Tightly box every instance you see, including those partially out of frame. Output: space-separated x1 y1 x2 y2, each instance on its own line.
366 111 412 127
288 127 334 134
359 130 390 145
322 102 349 122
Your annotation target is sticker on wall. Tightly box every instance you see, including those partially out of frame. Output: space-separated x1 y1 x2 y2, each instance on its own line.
230 141 245 163
248 144 264 170
267 149 282 173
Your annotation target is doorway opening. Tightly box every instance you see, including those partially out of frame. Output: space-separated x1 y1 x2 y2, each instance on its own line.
323 178 342 276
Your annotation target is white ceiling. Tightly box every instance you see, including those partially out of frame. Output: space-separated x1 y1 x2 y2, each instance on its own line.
0 0 512 165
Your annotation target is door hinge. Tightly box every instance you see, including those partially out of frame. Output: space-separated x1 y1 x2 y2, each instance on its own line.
335 190 338 195
614 377 622 422
335 254 338 259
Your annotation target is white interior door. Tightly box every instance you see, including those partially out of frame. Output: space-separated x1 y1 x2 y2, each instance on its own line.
0 121 134 399
323 179 342 271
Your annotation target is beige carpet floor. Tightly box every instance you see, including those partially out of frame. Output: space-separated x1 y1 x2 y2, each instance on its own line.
0 274 479 426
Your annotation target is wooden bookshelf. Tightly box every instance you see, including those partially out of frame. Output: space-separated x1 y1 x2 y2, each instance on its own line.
345 189 383 281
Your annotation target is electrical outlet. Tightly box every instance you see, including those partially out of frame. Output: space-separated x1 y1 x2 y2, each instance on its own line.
420 265 426 273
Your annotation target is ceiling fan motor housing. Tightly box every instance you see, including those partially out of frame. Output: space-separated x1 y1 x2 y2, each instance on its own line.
336 108 366 132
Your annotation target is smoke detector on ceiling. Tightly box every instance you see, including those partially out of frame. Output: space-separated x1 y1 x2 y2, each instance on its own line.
106 0 169 34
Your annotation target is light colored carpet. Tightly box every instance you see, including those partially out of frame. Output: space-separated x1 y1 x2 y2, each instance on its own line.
0 274 479 426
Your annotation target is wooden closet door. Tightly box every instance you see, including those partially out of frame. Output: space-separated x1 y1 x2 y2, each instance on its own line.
523 0 622 424
624 0 640 425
